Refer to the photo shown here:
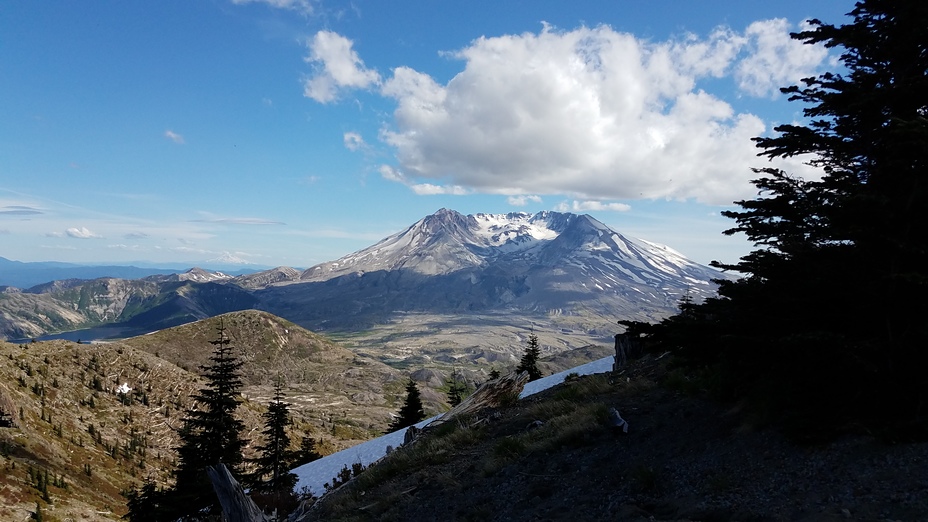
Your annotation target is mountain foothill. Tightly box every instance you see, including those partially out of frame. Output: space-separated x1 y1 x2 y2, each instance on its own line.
0 208 727 519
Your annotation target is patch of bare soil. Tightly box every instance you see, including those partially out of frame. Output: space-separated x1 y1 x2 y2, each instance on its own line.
305 355 928 521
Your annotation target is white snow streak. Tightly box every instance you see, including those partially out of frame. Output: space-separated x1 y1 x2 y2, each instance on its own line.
291 356 615 496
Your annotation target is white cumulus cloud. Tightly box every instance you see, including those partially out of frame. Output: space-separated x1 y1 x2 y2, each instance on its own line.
311 22 828 205
736 19 829 98
66 227 102 239
303 31 380 103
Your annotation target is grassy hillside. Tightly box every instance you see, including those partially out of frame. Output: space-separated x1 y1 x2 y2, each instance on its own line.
0 311 617 520
119 310 413 441
305 355 928 521
0 312 406 520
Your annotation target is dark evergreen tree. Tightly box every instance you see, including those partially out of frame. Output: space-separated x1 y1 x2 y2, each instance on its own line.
291 436 323 468
515 333 542 382
445 369 469 407
488 368 501 380
169 318 248 518
388 380 426 433
123 477 163 522
642 0 928 438
248 377 298 517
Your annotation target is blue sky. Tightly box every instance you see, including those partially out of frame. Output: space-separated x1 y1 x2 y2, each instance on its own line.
0 0 852 269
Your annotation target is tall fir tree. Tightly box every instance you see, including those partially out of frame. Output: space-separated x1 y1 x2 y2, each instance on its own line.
515 333 542 382
249 377 298 493
170 318 249 518
388 380 426 433
642 0 928 438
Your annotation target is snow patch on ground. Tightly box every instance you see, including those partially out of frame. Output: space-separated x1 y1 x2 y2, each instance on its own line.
291 355 615 496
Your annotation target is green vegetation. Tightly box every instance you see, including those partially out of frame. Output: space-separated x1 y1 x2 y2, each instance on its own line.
515 332 542 382
445 368 471 407
625 0 928 440
124 319 250 520
387 380 426 433
248 378 300 520
314 372 623 520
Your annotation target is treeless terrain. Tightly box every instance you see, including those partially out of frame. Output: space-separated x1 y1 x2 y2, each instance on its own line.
306 354 928 521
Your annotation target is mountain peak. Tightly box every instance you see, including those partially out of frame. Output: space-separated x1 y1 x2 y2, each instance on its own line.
298 209 722 297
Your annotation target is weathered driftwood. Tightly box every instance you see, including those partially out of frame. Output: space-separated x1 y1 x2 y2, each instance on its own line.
205 464 273 522
613 333 643 371
423 370 530 432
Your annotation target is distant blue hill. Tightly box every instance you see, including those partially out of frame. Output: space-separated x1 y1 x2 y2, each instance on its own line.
0 257 264 289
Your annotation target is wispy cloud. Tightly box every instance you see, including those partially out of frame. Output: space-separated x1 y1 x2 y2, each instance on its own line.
164 130 185 144
66 226 103 239
192 213 286 225
410 184 469 196
508 195 543 206
343 131 365 151
376 166 469 195
0 205 43 216
287 227 388 241
556 200 631 212
231 0 314 16
107 243 145 251
0 229 10 235
124 232 150 239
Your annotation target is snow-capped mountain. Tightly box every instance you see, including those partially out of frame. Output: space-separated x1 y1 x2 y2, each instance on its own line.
145 267 232 283
299 208 721 295
0 209 728 346
255 209 727 333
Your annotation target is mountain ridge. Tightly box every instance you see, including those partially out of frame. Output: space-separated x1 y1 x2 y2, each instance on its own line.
0 209 728 358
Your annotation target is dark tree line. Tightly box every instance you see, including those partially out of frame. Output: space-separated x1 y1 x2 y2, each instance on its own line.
627 0 928 440
125 320 308 521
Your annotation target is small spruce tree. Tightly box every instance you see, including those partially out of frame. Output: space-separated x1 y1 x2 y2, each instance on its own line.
124 477 162 522
388 380 426 433
445 369 469 407
291 436 323 468
515 333 542 381
250 377 297 498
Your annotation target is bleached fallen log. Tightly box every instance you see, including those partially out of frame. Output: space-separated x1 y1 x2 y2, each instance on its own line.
423 370 530 432
206 464 272 522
